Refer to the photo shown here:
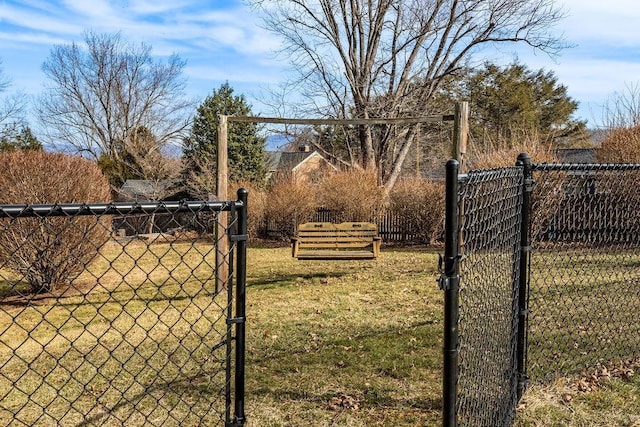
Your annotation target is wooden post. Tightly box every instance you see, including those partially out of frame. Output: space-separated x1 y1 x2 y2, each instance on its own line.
416 124 421 179
217 115 229 292
453 102 469 259
453 102 469 172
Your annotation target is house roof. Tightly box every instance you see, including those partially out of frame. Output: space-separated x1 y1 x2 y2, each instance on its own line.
266 150 316 172
120 179 177 200
556 148 597 164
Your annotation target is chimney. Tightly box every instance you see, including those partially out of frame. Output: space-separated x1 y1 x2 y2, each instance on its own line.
299 144 310 153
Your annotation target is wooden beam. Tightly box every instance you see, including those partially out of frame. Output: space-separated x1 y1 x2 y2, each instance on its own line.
227 115 454 125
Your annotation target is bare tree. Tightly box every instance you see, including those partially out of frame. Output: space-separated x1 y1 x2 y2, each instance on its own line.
113 126 183 233
37 31 193 169
255 0 566 190
598 82 640 163
601 82 640 130
0 58 27 138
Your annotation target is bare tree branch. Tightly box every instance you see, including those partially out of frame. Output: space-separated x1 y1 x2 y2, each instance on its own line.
36 31 194 164
255 0 566 189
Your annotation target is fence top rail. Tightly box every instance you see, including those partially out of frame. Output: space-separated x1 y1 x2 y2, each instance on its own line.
533 162 640 171
0 200 244 218
458 165 523 183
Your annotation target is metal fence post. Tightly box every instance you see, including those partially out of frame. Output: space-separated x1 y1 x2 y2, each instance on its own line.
233 188 248 426
441 159 461 427
516 153 533 400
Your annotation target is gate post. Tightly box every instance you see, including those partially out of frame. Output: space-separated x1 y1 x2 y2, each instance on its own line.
233 188 248 426
441 159 461 427
516 153 533 400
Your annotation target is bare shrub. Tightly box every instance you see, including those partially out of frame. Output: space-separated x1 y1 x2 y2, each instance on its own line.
265 177 316 239
597 126 640 163
466 132 562 243
230 181 267 242
466 130 558 169
389 179 445 244
0 151 112 294
317 169 387 222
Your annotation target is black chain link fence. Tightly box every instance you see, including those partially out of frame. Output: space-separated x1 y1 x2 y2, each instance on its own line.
443 157 640 426
0 194 247 426
450 165 524 427
528 164 640 382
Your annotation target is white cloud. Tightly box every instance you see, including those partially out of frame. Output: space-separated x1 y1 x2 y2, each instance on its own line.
60 0 115 20
0 3 83 36
128 0 198 15
0 31 68 47
561 0 640 45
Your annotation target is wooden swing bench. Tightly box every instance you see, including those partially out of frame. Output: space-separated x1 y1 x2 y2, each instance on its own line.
291 222 381 260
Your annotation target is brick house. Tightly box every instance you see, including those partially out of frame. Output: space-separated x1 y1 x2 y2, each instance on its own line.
266 145 337 183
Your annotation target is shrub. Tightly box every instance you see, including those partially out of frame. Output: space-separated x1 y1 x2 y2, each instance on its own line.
265 177 316 239
317 169 387 222
466 132 562 243
389 179 445 244
0 151 112 294
230 181 267 242
466 130 558 169
597 126 640 162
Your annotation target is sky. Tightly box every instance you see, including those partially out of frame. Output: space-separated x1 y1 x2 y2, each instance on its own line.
1 0 639 132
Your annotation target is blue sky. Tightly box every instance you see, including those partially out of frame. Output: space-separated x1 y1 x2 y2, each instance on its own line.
1 0 639 129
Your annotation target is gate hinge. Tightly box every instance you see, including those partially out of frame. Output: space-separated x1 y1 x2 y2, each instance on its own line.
520 245 532 253
230 234 248 242
226 317 246 325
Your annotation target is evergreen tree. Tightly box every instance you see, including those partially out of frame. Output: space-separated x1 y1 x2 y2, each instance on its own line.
0 125 42 152
462 61 585 145
183 83 266 198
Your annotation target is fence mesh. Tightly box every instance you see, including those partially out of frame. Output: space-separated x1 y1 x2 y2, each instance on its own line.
528 164 640 382
0 201 242 426
456 167 523 427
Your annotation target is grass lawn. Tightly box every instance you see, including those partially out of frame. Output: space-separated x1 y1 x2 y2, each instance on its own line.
244 246 442 426
2 242 640 426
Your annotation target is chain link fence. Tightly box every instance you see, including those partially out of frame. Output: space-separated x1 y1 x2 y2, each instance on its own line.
443 157 640 426
441 160 526 427
528 164 640 382
0 194 247 426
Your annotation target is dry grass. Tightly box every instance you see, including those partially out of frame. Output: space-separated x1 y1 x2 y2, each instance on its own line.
3 242 640 426
516 374 640 426
244 246 442 426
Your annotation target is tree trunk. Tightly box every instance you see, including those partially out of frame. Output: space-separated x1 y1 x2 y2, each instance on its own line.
383 126 418 192
147 212 156 234
359 124 376 170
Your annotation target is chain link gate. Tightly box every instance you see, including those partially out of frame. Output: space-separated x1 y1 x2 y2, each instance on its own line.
442 156 640 426
0 189 247 426
441 157 531 427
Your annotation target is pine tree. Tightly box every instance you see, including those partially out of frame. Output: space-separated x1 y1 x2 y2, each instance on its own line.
0 125 42 152
183 83 266 199
463 61 585 145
